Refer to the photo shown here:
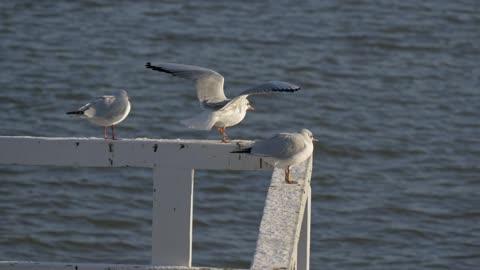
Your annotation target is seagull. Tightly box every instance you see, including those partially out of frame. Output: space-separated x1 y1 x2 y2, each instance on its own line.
145 62 300 143
231 129 317 184
67 89 131 140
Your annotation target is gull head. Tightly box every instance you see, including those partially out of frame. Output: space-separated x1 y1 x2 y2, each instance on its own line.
117 89 130 101
301 128 319 142
237 98 254 112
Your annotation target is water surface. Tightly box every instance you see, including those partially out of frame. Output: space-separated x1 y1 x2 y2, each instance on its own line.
0 1 479 269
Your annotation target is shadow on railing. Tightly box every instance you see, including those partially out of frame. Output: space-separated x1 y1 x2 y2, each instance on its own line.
0 136 312 270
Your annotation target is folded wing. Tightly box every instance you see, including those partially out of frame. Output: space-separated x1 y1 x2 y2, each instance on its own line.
251 133 306 159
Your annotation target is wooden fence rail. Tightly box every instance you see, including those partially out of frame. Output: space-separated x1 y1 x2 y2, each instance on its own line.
0 136 312 270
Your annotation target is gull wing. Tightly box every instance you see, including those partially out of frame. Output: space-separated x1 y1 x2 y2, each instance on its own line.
238 81 300 96
217 80 300 112
146 62 227 103
78 95 116 117
78 95 112 111
251 133 306 159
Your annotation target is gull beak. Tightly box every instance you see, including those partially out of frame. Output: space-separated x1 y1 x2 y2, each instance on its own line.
247 105 255 111
313 137 319 142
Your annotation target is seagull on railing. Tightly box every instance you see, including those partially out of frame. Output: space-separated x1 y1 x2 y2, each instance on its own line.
67 89 131 140
145 62 300 143
231 129 317 184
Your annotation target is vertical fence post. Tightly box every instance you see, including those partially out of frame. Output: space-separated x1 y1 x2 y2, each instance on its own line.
297 187 311 270
151 166 194 266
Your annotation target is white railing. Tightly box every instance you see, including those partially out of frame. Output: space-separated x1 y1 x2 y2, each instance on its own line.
0 136 312 270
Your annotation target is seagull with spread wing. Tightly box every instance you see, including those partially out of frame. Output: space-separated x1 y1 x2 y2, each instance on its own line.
145 62 300 143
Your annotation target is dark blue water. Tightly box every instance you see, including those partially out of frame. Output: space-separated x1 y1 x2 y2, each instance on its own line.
1 1 479 269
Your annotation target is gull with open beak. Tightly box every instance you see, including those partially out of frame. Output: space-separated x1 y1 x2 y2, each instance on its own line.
146 62 300 143
231 129 318 183
67 89 131 140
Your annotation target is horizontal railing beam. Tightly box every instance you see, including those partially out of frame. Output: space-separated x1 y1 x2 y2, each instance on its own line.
0 136 273 170
0 261 245 270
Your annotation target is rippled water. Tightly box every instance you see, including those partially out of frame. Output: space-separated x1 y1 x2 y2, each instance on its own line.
1 1 479 269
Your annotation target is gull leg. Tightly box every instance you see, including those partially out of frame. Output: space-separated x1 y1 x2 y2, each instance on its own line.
217 127 230 143
285 167 290 183
285 167 297 184
104 127 107 139
111 125 116 140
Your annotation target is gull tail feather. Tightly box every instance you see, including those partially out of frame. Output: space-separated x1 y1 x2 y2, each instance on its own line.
181 111 217 130
66 111 84 115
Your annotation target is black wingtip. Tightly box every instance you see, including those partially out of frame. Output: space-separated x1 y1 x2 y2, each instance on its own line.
275 81 301 92
230 148 252 154
145 62 175 75
66 111 84 115
273 86 301 93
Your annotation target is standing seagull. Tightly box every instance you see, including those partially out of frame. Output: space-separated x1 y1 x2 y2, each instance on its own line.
67 89 131 140
145 62 300 143
231 129 317 184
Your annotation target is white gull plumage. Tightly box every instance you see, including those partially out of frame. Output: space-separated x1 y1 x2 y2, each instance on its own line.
67 89 131 140
232 129 317 183
145 62 300 143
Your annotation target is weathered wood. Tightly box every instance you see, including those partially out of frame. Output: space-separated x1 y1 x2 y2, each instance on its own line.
0 136 273 170
0 261 244 270
251 156 313 270
152 167 194 266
